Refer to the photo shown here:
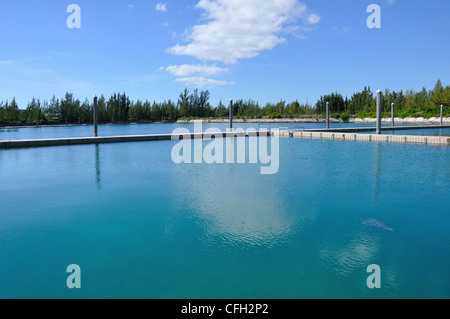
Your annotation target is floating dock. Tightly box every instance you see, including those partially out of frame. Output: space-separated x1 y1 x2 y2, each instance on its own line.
274 129 450 146
0 131 264 149
1 126 449 149
301 125 450 133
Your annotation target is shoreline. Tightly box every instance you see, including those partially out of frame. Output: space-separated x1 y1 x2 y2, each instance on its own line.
179 117 450 125
0 117 449 129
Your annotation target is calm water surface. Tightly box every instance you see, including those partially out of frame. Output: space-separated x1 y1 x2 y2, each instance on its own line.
0 125 449 298
1 122 448 140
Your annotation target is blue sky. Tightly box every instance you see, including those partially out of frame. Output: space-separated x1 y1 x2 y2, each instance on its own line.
0 0 449 108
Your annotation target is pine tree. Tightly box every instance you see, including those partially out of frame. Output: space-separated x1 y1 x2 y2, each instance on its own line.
178 88 190 118
430 79 445 106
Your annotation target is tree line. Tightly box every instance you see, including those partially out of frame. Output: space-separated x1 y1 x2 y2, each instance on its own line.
1 80 449 125
315 80 450 119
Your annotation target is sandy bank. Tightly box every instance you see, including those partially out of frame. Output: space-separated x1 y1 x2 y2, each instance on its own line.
178 117 450 125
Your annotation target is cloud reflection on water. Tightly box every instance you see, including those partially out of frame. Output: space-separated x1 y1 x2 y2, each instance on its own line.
174 164 297 249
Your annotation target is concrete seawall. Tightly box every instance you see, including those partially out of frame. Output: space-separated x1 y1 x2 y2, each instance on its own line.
0 131 264 149
273 130 450 146
1 128 449 149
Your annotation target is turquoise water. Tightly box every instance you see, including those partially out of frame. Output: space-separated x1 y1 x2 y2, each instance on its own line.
0 122 385 141
0 126 449 298
355 127 450 137
1 123 448 141
381 128 450 137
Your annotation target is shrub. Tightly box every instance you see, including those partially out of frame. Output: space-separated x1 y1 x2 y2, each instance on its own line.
398 109 418 119
356 112 368 119
269 112 282 119
422 106 444 119
340 114 351 122
177 116 193 121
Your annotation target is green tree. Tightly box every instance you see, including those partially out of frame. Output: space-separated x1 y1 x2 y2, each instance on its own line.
25 97 42 124
5 98 20 123
0 101 5 123
430 79 445 106
178 88 190 117
79 98 92 123
316 92 345 114
214 100 227 117
199 90 210 117
45 95 60 122
97 95 108 122
129 100 144 121
60 93 78 123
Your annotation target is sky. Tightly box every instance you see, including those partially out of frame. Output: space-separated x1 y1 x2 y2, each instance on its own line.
0 0 449 108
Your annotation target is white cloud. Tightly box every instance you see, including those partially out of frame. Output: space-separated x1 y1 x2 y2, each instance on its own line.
20 67 58 77
128 4 135 11
156 3 167 12
164 64 229 77
167 0 319 64
306 13 320 25
175 77 234 87
0 60 19 67
123 74 156 85
340 26 351 34
333 26 351 35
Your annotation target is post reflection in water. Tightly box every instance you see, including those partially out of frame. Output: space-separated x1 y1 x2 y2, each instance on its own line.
372 142 382 204
95 144 102 191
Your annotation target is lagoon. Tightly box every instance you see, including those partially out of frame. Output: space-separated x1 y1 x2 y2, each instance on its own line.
0 124 449 298
1 122 449 141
